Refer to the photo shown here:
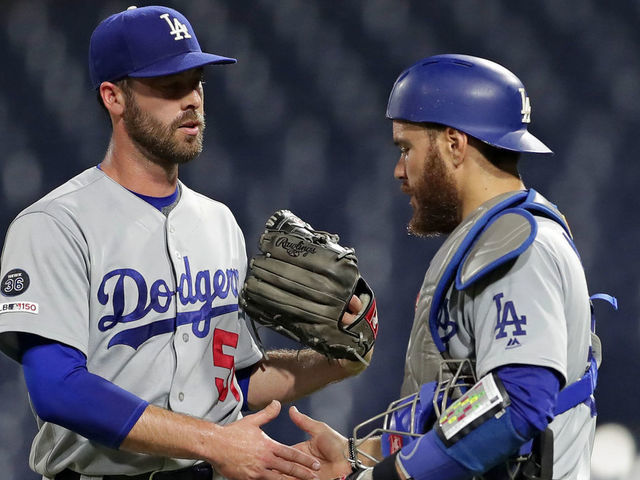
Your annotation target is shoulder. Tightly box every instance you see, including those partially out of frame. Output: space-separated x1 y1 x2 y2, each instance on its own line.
9 167 107 235
456 209 578 290
179 183 244 235
533 217 579 259
17 167 106 219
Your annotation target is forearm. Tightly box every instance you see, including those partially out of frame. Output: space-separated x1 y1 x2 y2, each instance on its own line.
120 404 221 462
122 401 322 480
247 349 360 409
22 337 222 461
354 436 381 467
21 336 148 449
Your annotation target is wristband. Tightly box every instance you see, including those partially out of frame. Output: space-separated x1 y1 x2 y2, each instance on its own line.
348 437 358 469
372 452 402 480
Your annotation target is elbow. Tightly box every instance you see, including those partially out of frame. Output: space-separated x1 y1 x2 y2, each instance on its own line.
28 383 62 424
24 364 86 426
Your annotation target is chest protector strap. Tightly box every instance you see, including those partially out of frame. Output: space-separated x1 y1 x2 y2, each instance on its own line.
428 189 607 415
428 189 571 353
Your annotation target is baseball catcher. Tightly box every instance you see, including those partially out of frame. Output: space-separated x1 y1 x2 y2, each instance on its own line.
240 210 378 364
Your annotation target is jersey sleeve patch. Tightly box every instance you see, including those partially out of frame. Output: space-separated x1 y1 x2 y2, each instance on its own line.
0 301 39 314
1 268 31 296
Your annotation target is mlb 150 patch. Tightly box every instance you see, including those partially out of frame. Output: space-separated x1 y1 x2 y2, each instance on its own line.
0 302 39 314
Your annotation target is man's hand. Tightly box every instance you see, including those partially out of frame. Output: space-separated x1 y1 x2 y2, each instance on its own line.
289 406 352 480
339 296 374 376
122 401 321 480
211 401 321 480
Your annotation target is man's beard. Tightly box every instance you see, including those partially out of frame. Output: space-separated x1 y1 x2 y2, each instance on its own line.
407 148 461 237
122 93 205 166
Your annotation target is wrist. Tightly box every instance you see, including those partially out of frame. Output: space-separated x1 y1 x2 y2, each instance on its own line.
346 437 358 468
338 349 372 377
372 452 405 480
331 436 354 477
198 421 224 465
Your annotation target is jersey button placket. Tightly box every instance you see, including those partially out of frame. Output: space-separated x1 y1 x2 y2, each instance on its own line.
166 221 190 410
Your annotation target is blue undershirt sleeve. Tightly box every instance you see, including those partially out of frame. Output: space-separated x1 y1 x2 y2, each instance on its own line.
19 334 149 449
236 365 257 411
391 364 560 480
495 364 561 438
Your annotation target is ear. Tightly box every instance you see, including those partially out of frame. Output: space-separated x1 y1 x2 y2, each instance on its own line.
99 82 126 116
443 127 468 167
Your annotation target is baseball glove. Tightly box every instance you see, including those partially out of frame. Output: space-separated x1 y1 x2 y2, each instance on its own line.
239 210 378 363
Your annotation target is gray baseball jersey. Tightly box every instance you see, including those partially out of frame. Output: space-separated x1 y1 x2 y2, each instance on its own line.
0 166 262 477
402 191 594 479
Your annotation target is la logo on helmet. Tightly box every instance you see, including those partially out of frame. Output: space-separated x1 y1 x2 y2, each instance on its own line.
518 88 532 123
160 13 192 40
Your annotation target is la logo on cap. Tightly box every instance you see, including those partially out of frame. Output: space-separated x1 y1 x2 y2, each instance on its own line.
126 4 191 41
160 13 192 40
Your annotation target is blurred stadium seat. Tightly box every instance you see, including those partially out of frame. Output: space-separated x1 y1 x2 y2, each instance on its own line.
0 1 635 477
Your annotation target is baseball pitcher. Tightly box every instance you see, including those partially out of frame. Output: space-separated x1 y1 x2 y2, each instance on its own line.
0 6 377 480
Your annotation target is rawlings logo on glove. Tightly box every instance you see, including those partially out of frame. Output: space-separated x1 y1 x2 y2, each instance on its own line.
239 210 377 364
274 237 317 257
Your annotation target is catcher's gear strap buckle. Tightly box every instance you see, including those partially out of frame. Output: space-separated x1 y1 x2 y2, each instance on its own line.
520 427 554 480
435 372 510 447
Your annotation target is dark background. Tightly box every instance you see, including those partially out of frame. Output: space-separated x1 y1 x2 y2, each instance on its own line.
0 1 634 478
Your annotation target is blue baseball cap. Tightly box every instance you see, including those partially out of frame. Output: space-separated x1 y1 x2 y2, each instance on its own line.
89 5 236 89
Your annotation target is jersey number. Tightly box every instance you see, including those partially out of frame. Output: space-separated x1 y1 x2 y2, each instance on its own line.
3 277 24 293
213 328 240 402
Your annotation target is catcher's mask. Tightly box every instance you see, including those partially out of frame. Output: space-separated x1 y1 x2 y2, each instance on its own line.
386 54 552 154
352 359 476 464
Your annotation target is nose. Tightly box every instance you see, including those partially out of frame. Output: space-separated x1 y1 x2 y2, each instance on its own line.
394 155 406 180
183 86 203 111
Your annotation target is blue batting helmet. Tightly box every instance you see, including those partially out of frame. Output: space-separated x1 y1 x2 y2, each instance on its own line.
386 54 552 154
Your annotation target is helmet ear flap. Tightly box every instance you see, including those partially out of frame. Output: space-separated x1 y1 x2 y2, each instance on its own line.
386 54 553 154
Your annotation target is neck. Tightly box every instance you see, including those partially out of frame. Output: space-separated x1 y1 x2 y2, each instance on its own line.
458 161 525 219
99 137 179 197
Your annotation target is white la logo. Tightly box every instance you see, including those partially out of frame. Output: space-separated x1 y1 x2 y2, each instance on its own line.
518 88 531 123
159 13 192 40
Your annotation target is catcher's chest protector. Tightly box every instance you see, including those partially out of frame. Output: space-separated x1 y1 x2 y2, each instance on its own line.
400 189 571 396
